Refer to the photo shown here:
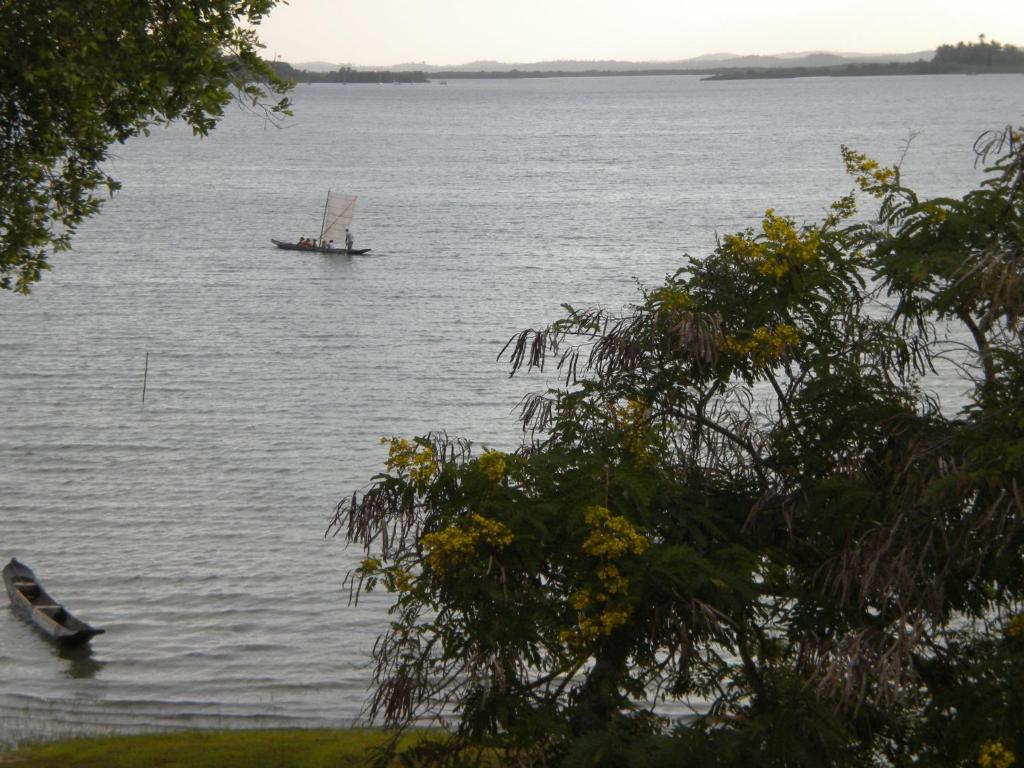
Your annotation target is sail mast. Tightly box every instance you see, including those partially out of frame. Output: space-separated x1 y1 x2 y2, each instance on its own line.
319 191 331 244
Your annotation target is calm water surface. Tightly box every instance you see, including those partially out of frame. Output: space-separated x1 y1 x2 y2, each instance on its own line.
1 74 1021 745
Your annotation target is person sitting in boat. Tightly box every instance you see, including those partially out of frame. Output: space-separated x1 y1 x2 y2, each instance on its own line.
345 229 354 251
327 240 335 249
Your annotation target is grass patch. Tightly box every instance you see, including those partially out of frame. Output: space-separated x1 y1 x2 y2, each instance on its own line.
0 728 436 767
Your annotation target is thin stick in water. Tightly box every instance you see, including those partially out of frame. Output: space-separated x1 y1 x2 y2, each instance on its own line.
142 352 149 405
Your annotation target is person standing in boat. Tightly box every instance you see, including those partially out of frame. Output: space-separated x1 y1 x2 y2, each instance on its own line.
345 228 354 252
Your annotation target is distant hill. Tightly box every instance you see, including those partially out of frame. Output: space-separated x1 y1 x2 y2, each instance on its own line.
294 50 935 74
280 41 1022 84
700 51 934 69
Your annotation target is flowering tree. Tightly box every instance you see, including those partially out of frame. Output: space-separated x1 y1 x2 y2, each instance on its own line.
333 128 1024 767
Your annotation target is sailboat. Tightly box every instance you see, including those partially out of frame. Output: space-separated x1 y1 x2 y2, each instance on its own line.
271 191 372 255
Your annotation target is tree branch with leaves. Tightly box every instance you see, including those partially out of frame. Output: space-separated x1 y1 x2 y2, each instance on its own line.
0 0 291 293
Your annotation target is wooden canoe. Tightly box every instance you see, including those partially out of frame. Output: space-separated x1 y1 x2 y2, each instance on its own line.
271 239 372 255
3 559 104 647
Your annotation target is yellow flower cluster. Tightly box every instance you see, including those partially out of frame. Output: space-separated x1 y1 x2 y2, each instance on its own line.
575 608 634 639
841 146 898 199
649 285 693 313
723 324 801 366
477 450 507 482
582 505 649 559
824 194 858 228
610 399 651 455
560 507 649 645
723 209 822 279
358 556 382 574
382 436 438 486
390 567 413 593
420 513 514 575
923 202 949 224
356 558 415 593
569 589 592 611
978 740 1015 768
722 232 763 260
561 596 632 642
1006 613 1024 638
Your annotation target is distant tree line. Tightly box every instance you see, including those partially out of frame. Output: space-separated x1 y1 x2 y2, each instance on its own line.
428 68 718 80
269 61 427 84
705 60 935 81
934 36 1024 67
706 37 1024 80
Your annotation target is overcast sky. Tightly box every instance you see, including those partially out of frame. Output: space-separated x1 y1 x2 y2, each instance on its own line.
256 0 1024 67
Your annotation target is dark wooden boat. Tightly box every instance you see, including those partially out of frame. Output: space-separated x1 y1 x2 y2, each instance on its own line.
273 190 372 255
3 558 104 647
271 238 371 255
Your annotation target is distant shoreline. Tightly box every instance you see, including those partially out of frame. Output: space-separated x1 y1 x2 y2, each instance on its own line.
272 39 1024 84
702 60 1024 81
280 66 1024 84
274 63 1024 85
429 68 724 80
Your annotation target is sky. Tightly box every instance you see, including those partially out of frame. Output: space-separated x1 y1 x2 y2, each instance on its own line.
255 0 1024 67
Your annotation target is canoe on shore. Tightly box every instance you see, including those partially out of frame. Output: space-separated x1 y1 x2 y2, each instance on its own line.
3 558 105 647
271 238 372 255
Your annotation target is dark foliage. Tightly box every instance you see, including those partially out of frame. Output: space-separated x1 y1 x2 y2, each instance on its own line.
0 0 291 292
333 129 1024 766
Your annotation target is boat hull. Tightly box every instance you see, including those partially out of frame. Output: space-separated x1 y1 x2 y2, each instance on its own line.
271 239 372 255
3 559 104 647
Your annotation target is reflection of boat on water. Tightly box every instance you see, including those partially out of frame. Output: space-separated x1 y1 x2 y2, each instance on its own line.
3 559 105 647
271 191 372 255
58 643 106 679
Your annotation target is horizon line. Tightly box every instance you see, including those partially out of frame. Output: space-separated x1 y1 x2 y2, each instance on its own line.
281 46 951 70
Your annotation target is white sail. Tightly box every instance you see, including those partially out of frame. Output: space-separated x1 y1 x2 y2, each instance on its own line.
320 191 357 244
